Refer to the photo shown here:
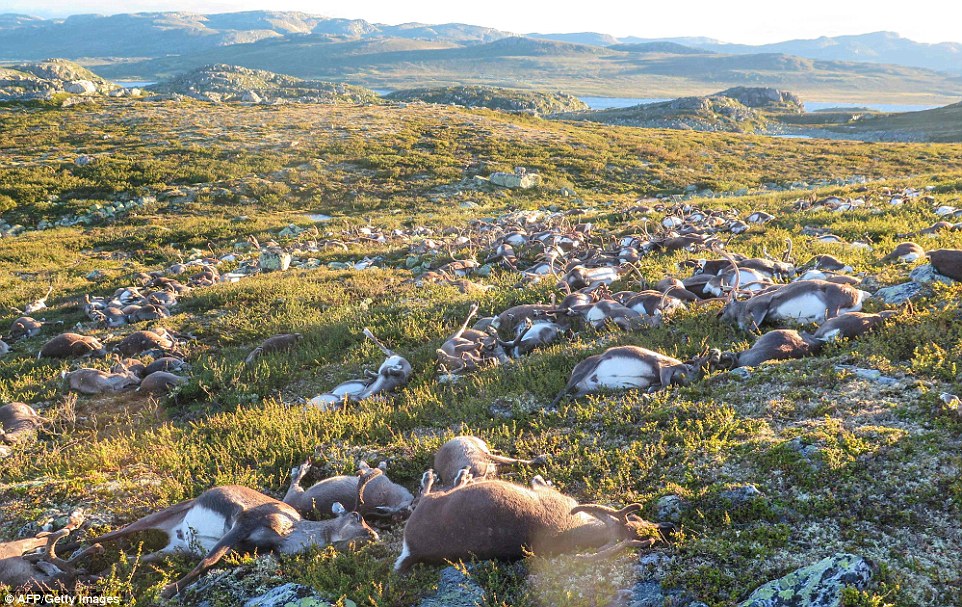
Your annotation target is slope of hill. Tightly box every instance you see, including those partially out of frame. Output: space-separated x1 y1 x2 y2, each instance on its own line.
384 85 587 114
0 58 121 100
148 63 381 104
820 100 962 142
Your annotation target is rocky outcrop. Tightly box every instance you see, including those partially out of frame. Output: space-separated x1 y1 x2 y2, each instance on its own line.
739 553 875 607
149 64 380 104
555 95 768 133
385 85 588 115
0 59 121 101
716 87 804 113
486 167 542 189
418 567 484 607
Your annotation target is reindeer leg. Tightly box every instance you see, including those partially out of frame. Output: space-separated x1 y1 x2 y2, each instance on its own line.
160 525 246 598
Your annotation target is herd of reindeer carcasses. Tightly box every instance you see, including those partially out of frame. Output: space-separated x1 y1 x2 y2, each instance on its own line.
4 192 962 597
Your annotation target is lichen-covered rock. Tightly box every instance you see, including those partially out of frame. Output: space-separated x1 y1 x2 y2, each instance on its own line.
418 566 484 607
909 263 955 285
243 583 331 607
259 249 292 271
874 281 923 304
489 169 541 189
656 494 688 523
720 484 764 507
739 553 874 607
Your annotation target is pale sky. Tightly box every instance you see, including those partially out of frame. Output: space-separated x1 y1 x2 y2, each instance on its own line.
3 0 961 46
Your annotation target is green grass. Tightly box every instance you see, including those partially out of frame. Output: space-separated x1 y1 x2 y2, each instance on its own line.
0 98 961 606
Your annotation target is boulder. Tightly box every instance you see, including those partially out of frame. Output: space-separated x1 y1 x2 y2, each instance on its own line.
739 553 875 607
258 249 292 272
655 494 688 523
418 566 484 607
874 281 923 304
489 169 541 189
909 263 954 285
65 80 98 95
243 583 331 607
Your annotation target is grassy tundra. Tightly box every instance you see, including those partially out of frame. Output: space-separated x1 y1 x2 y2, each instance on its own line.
0 98 961 606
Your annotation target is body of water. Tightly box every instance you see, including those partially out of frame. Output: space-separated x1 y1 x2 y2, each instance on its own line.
578 96 940 114
113 81 155 88
581 96 670 110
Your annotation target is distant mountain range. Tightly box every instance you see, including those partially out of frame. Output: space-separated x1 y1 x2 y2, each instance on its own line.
0 11 960 103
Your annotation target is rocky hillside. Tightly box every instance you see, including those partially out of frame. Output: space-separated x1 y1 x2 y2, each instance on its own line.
0 58 124 101
148 64 381 104
384 85 588 115
554 94 769 133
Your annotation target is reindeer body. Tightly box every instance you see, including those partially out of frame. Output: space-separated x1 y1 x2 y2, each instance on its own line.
91 484 377 597
10 316 43 340
434 436 546 485
813 311 896 342
881 242 925 263
720 280 869 331
284 462 414 519
732 330 822 368
395 478 668 572
65 368 140 394
244 333 302 365
40 333 106 358
552 346 699 407
927 249 962 281
115 330 174 357
0 402 45 444
139 371 188 393
0 512 88 591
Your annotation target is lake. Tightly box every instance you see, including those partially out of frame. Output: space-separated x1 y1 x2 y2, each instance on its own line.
113 81 155 88
579 96 940 113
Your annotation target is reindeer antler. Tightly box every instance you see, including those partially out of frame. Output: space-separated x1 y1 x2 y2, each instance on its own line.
354 466 383 510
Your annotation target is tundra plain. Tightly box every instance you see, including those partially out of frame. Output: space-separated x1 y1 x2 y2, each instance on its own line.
0 97 961 606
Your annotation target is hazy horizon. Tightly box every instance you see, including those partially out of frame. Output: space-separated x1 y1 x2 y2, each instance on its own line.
3 0 962 46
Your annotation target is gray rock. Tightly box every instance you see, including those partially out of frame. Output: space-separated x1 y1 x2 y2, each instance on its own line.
656 495 687 523
720 484 763 507
874 281 922 304
243 583 331 607
418 566 484 607
489 169 541 189
909 263 955 285
739 553 874 607
65 79 97 95
258 249 292 272
613 580 707 607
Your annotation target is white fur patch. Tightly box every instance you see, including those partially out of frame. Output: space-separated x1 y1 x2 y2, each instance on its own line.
394 539 411 572
173 506 229 554
772 292 830 323
585 356 655 391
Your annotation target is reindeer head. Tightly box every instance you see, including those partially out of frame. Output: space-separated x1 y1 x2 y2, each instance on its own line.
570 503 675 559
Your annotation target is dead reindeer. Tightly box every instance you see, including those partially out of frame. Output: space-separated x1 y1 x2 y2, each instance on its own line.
89 483 379 598
126 304 170 323
22 286 54 316
654 278 700 303
433 435 547 486
63 367 141 395
881 242 925 264
436 304 510 374
90 307 127 329
704 267 773 297
490 304 561 336
812 310 899 342
1 402 47 445
112 357 147 378
551 346 712 408
244 333 303 366
284 461 414 520
0 511 97 591
576 299 657 331
557 265 623 291
716 329 823 369
138 371 188 394
144 356 190 376
615 289 687 319
39 333 107 359
394 475 673 572
927 249 962 281
718 279 870 332
509 319 566 357
356 328 412 399
10 316 44 340
114 329 176 357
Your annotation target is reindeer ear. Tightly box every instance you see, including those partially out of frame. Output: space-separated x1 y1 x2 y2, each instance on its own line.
332 502 346 515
